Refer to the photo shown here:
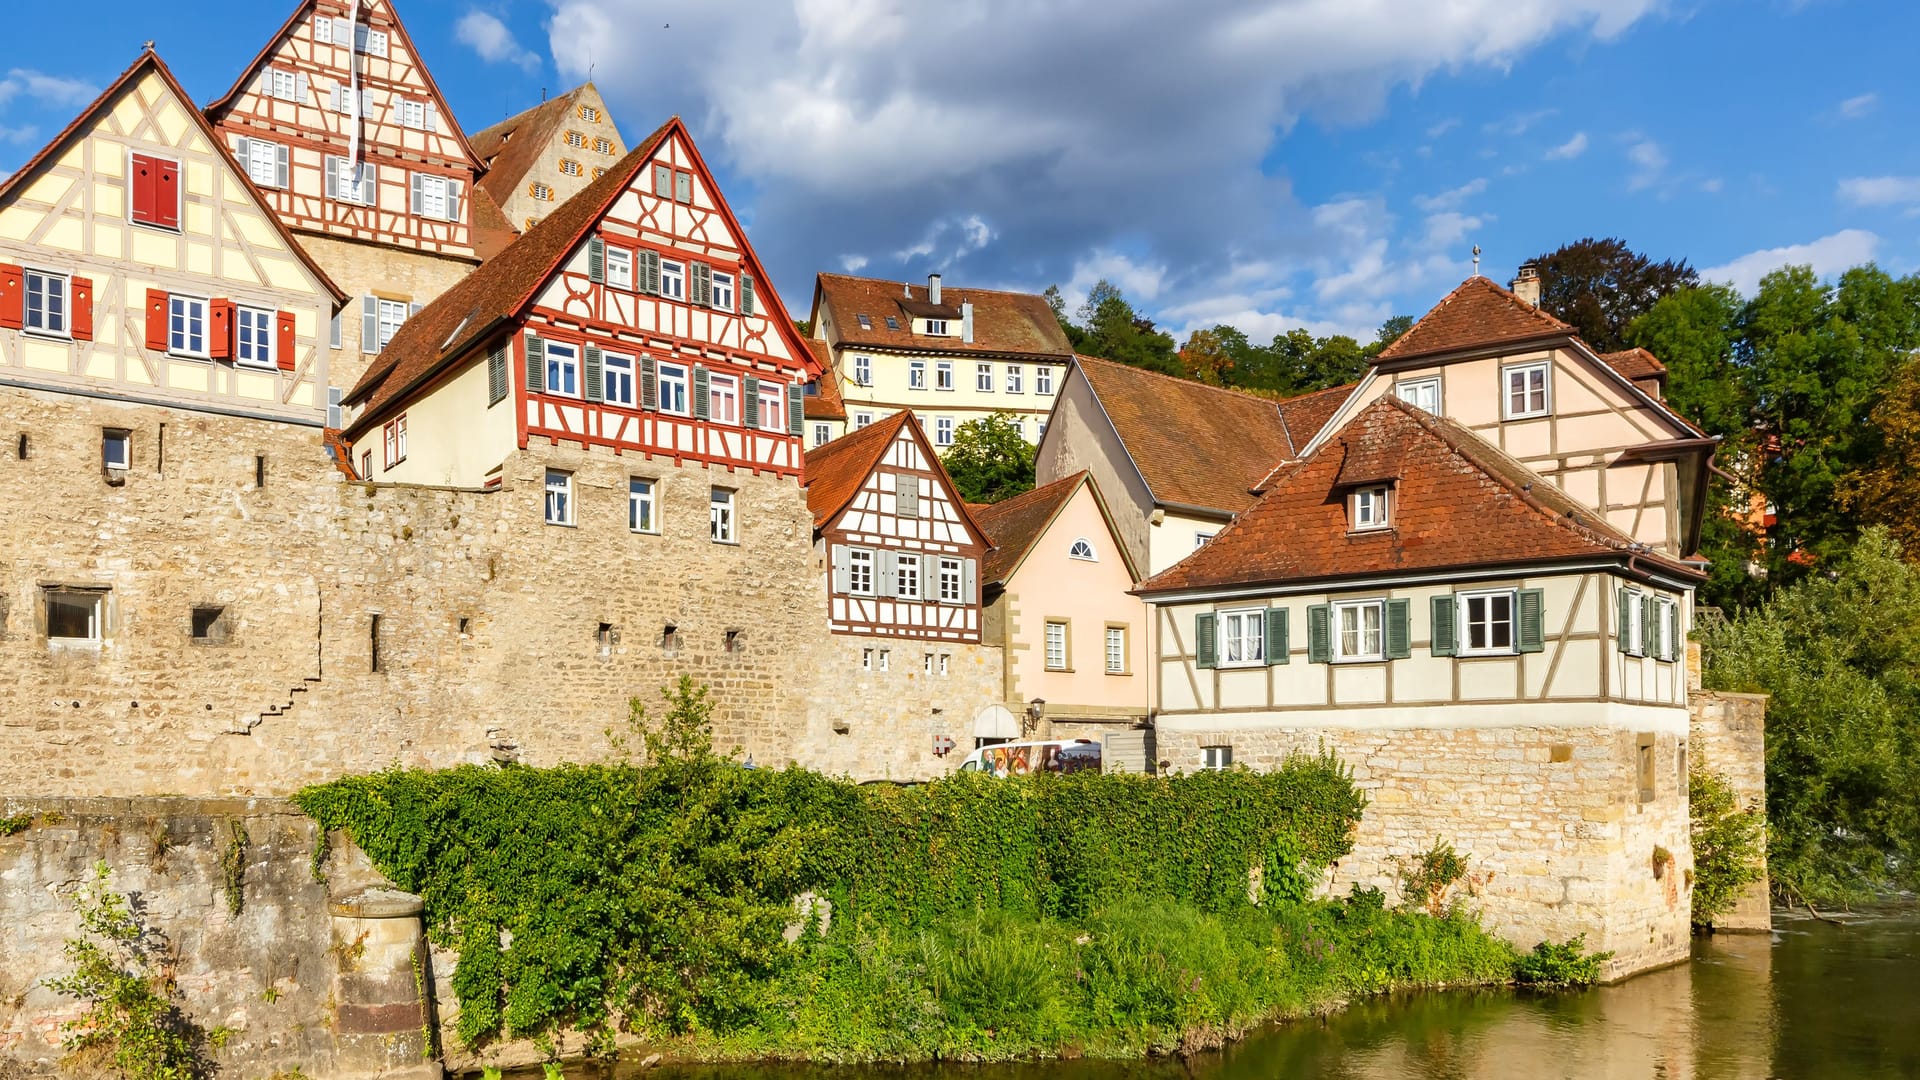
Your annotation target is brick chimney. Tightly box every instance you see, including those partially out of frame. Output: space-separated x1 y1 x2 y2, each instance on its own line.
928 273 942 306
1511 263 1541 307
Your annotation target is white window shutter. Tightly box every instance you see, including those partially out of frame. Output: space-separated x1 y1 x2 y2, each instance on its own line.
362 90 374 117
330 85 341 113
410 173 424 215
832 546 850 594
446 179 464 223
361 296 378 354
325 156 339 199
425 101 438 132
878 551 898 598
259 70 272 96
363 162 378 204
275 144 289 189
295 72 309 103
235 137 252 169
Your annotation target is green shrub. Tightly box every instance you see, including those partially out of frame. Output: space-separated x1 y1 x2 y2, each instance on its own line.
1513 935 1611 988
1689 767 1766 929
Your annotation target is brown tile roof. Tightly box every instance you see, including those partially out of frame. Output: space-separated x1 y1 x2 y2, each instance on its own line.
804 410 913 529
1075 355 1298 515
803 341 846 420
1374 276 1575 364
1138 396 1703 596
342 118 674 428
468 182 519 261
814 273 1072 359
975 472 1085 586
0 50 346 309
1276 381 1358 455
1600 347 1668 387
471 84 596 209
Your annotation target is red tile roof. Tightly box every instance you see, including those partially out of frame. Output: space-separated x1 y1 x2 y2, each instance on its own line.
974 472 1085 586
1276 381 1358 455
802 411 991 549
1374 276 1574 364
803 340 846 420
471 84 607 219
1600 347 1668 387
1138 396 1704 596
814 273 1072 359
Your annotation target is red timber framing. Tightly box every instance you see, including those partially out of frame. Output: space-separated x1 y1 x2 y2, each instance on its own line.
205 0 483 257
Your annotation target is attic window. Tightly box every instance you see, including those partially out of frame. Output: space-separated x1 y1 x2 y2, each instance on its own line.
594 138 613 155
565 130 586 148
560 159 583 177
1352 486 1391 531
1069 538 1096 561
530 182 554 201
856 314 872 330
885 316 900 330
579 105 600 123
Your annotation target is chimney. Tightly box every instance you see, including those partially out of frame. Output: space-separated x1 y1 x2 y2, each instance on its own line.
961 302 974 343
1511 262 1541 307
928 273 942 306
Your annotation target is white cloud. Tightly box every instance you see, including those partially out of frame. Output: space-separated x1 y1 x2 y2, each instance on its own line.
1626 139 1667 191
1837 92 1878 119
1483 108 1556 137
0 125 36 145
1059 249 1167 315
456 11 540 71
1413 177 1487 212
0 69 99 110
1837 176 1920 207
1699 177 1723 193
1421 210 1485 249
1545 132 1588 160
1699 229 1881 296
1425 118 1460 139
838 254 868 273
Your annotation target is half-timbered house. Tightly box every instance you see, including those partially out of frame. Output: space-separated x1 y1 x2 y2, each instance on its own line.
207 0 489 391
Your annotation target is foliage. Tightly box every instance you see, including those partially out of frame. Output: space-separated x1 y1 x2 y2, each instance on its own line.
1069 281 1181 374
44 862 211 1080
1512 935 1610 989
1530 237 1698 353
1838 351 1920 561
942 412 1037 503
220 821 249 919
0 812 31 836
1390 838 1469 916
1702 528 1920 902
1688 767 1766 929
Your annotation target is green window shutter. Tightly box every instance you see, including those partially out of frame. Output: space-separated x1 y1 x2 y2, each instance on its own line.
588 236 605 284
788 382 804 435
1307 604 1332 664
640 357 658 411
741 273 756 316
1385 598 1412 660
642 251 660 295
1430 595 1457 657
692 364 710 420
1195 612 1217 669
1667 602 1682 663
693 262 712 307
584 345 603 403
487 344 507 405
524 333 545 394
742 374 760 429
1517 588 1546 654
1265 607 1289 665
1640 595 1656 659
1616 588 1633 654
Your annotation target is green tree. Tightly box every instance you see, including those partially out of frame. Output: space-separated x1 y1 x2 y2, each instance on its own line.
1074 281 1180 374
1372 314 1415 353
943 412 1037 503
1530 237 1699 353
1688 767 1766 929
1838 352 1920 561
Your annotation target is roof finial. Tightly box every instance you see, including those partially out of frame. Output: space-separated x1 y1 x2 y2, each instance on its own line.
143 40 155 52
1471 245 1482 278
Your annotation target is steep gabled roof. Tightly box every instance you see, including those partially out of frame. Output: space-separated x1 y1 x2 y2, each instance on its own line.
1074 355 1297 515
1374 276 1575 365
813 273 1072 359
1138 396 1704 596
803 341 847 420
1276 380 1358 456
802 411 991 550
471 84 604 211
0 49 345 307
975 473 1085 586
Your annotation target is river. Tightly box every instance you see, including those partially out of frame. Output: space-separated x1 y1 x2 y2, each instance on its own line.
555 908 1920 1080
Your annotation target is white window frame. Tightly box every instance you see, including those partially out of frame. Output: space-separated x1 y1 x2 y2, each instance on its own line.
23 268 68 337
812 422 831 447
711 271 735 312
269 68 301 101
382 416 407 470
935 361 954 390
1006 364 1024 393
1458 589 1517 657
628 477 657 534
939 557 963 602
926 318 948 336
602 351 635 407
1352 486 1390 530
708 373 740 425
1623 588 1646 657
878 648 891 672
854 412 874 430
935 416 954 447
976 362 994 392
545 340 580 398
1504 360 1551 420
709 487 736 543
1396 376 1441 414
330 157 375 206
848 548 876 595
45 587 104 643
1194 531 1216 549
606 247 633 290
757 382 784 430
1044 620 1068 671
1202 746 1233 771
853 355 872 386
658 362 690 415
1037 365 1055 395
897 553 921 600
394 98 427 129
1069 538 1096 561
1105 625 1127 674
1219 607 1266 667
660 259 686 300
544 470 573 526
243 137 283 189
102 430 130 471
1653 596 1677 661
236 306 276 368
1333 600 1386 663
416 173 451 221
909 360 927 390
375 298 409 352
168 295 209 358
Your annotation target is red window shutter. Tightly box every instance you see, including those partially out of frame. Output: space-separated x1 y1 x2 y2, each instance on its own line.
131 153 158 224
0 264 22 330
208 299 235 359
144 288 170 351
154 157 181 229
275 310 296 370
70 276 94 341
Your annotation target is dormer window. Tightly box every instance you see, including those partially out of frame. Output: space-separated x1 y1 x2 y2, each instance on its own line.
1352 486 1390 530
925 318 948 336
856 314 872 330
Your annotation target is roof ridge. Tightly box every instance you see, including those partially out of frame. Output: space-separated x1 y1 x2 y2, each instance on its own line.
1375 275 1574 363
1076 353 1294 410
975 471 1084 520
816 271 1058 302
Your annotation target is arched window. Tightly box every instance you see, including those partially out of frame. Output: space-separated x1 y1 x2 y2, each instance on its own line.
1068 538 1096 561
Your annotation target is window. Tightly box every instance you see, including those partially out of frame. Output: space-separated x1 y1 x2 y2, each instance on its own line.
236 307 274 368
545 341 580 397
416 174 453 220
897 552 921 599
328 86 374 117
757 382 784 430
1105 625 1127 674
1396 376 1441 414
1334 600 1385 662
168 296 207 357
853 355 872 386
603 352 635 406
544 470 573 525
708 373 739 424
23 270 67 336
862 648 874 671
976 362 994 392
854 412 874 430
243 137 286 189
926 318 948 336
1622 588 1646 657
1220 608 1266 666
878 648 891 671
939 653 950 675
607 247 633 289
190 604 232 645
559 159 583 177
373 298 409 352
629 478 657 533
1006 364 1024 393
709 487 735 542
45 588 103 642
660 260 685 300
1202 746 1233 771
939 557 963 602
1037 365 1055 395
856 314 872 330
530 182 553 202
1460 590 1516 655
1652 596 1677 661
1504 361 1551 419
329 157 376 205
565 130 586 148
594 137 613 154
381 416 407 469
935 417 954 447
909 360 927 390
711 271 735 312
1195 531 1216 549
1637 734 1657 803
580 104 600 122
812 423 831 446
394 99 427 128
658 363 689 414
361 450 371 478
848 548 875 594
102 429 130 471
269 68 301 101
1352 486 1390 530
129 153 180 228
885 316 900 330
1044 621 1069 670
1037 420 1047 441
1069 538 1096 561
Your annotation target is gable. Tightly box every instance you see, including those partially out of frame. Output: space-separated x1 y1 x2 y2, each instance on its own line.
826 427 986 551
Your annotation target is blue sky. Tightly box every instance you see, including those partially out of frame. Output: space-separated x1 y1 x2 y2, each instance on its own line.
4 1 1916 342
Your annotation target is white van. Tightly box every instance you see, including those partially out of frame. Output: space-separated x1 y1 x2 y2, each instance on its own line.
956 739 1102 777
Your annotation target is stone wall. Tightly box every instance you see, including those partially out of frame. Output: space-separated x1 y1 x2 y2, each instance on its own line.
1688 687 1771 931
302 234 479 394
797 633 1003 780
